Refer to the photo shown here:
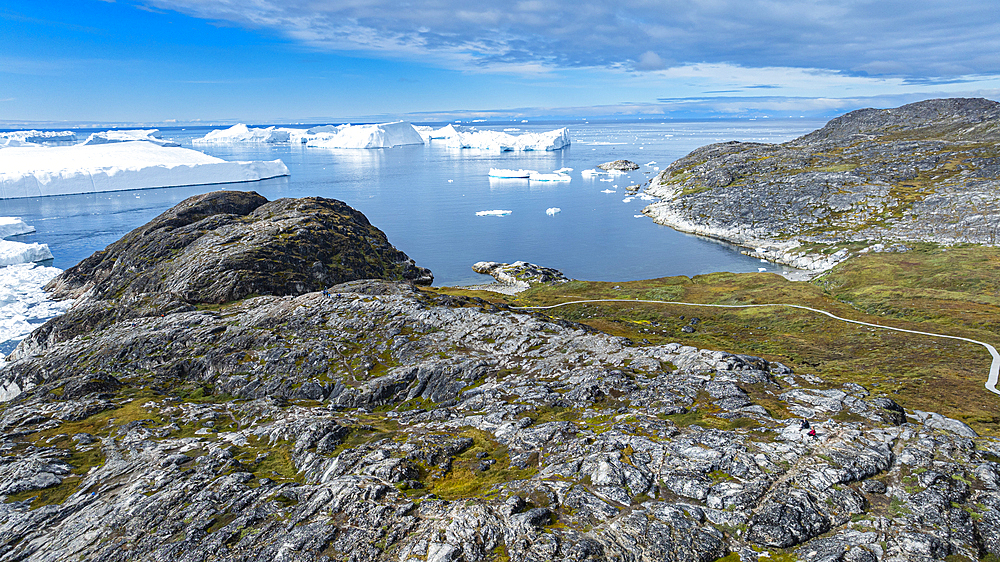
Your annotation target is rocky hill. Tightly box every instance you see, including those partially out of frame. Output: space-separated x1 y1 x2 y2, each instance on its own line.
643 98 1000 271
3 194 1000 561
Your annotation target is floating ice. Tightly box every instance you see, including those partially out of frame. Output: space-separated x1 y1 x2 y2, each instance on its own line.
0 130 76 144
488 168 534 179
758 267 767 272
305 122 425 149
622 197 634 203
0 143 288 199
84 129 181 147
528 171 571 182
0 263 73 358
0 240 53 266
646 161 657 166
601 189 616 193
581 169 602 178
193 124 291 144
415 124 460 141
633 214 644 218
638 194 656 200
448 128 570 151
545 207 561 216
553 167 573 174
503 128 521 132
476 210 512 216
0 218 34 239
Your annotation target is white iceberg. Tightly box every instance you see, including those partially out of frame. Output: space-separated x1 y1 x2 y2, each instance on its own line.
0 142 288 199
601 189 616 193
448 128 570 151
0 262 73 358
305 122 425 149
553 167 573 174
193 124 292 144
488 168 534 179
415 124 461 142
581 169 602 179
528 172 571 182
0 218 34 239
0 130 76 144
476 210 512 216
84 129 181 147
0 239 52 265
545 207 561 216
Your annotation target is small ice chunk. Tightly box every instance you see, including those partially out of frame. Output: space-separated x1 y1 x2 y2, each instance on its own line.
622 197 634 203
601 189 616 193
553 167 573 174
488 168 534 178
646 161 657 166
581 168 602 178
476 210 512 216
545 207 561 215
633 214 644 218
528 172 571 182
447 179 453 183
758 267 767 272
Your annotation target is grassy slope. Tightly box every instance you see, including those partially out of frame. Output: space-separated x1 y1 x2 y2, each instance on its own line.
433 244 1000 436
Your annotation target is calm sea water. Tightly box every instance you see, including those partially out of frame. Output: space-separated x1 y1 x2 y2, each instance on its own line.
0 119 824 286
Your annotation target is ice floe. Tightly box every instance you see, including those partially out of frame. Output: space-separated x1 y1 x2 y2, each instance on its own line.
545 207 561 216
84 129 180 147
488 168 534 179
476 210 512 216
528 172 571 182
601 189 616 193
448 128 570 151
305 122 425 149
0 130 76 144
0 142 288 199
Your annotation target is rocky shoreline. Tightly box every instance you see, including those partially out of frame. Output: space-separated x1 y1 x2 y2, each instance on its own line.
641 98 1000 276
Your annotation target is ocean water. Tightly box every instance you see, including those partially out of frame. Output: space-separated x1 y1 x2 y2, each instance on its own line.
0 119 825 287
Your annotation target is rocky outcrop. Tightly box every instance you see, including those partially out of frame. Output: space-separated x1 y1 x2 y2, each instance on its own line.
471 261 570 293
3 191 1000 561
598 160 640 171
27 190 432 351
643 98 1000 272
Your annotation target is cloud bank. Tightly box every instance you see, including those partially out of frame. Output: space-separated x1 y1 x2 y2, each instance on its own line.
129 0 1000 80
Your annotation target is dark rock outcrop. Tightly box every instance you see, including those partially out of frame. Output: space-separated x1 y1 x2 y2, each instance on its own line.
27 190 432 351
597 159 640 171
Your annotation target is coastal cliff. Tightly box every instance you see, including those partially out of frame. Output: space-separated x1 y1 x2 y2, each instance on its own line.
2 191 1000 560
643 98 1000 271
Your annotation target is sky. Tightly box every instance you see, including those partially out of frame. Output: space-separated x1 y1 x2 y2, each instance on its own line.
2 0 1000 125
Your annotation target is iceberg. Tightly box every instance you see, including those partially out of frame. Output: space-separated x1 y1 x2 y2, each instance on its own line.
545 207 561 216
0 142 288 199
193 124 291 144
476 210 512 216
528 172 571 182
305 122 425 149
448 128 570 151
0 130 76 144
0 218 34 239
488 168 534 179
415 124 460 142
83 129 181 147
0 239 52 266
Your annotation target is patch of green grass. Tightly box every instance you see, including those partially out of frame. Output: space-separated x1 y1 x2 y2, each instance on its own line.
427 429 537 500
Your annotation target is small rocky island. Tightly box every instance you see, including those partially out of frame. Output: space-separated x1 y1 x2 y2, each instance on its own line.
3 102 1000 561
643 98 1000 271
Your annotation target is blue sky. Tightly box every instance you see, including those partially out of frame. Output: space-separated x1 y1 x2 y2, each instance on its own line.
2 0 1000 124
